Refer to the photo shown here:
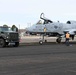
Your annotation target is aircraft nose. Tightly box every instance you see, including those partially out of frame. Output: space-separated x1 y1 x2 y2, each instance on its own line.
26 27 32 34
26 28 29 33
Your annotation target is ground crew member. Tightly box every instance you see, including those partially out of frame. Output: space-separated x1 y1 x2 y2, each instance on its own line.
65 32 70 46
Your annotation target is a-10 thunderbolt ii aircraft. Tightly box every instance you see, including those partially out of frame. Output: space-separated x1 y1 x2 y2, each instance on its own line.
26 13 76 44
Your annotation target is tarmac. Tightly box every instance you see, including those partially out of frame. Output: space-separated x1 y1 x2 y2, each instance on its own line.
19 35 76 46
1 36 76 75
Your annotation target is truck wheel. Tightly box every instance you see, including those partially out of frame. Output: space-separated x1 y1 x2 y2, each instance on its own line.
14 42 19 47
0 38 6 47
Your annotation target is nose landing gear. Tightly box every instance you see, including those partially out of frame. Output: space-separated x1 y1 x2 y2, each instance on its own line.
39 34 47 45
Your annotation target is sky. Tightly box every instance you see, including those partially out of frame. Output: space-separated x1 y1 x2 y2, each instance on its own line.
0 0 76 29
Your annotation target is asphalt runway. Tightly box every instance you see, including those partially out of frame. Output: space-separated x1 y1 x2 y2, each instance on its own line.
20 36 57 43
0 44 76 75
20 36 76 43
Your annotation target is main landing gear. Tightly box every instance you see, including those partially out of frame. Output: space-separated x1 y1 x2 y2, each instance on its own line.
39 35 62 45
56 37 62 43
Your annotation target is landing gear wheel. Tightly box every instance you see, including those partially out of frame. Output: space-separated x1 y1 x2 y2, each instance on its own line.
56 38 61 43
0 38 6 48
45 40 47 43
39 40 43 45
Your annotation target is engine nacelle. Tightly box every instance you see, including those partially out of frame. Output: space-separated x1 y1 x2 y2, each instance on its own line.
67 20 76 24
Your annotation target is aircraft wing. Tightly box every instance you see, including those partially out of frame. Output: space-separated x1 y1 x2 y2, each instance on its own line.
63 29 76 35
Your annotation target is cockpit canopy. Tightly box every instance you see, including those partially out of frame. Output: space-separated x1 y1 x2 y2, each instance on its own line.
36 19 53 25
38 13 53 25
43 19 53 24
36 20 43 24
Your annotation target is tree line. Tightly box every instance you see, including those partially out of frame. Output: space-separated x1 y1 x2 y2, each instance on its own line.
3 24 18 32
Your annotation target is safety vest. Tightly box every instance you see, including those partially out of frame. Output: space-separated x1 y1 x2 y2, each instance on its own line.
66 33 70 38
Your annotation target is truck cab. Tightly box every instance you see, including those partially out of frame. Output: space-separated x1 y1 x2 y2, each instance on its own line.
0 26 19 47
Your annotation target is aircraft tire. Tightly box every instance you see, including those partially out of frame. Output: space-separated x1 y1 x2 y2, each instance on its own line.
56 38 61 43
39 40 43 45
0 38 6 48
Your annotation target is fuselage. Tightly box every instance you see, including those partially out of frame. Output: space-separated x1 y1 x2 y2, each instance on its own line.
26 21 76 36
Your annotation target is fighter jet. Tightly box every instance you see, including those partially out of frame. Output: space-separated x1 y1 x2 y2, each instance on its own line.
26 13 76 44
